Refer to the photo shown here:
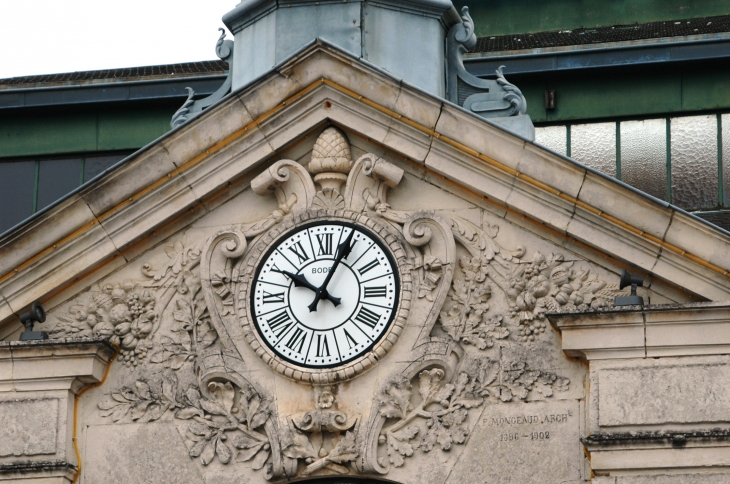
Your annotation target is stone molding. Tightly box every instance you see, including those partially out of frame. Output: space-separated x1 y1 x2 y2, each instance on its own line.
0 338 116 392
549 302 730 360
586 436 730 478
0 339 115 483
0 460 76 483
550 304 730 479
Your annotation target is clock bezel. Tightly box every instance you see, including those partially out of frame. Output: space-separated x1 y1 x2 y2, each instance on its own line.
236 210 412 383
250 219 400 369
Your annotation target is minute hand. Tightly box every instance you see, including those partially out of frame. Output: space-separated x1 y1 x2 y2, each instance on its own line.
308 230 355 312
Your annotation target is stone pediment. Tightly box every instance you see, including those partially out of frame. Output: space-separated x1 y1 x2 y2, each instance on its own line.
1 41 730 483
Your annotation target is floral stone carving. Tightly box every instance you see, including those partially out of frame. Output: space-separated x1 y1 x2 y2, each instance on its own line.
42 126 625 480
283 410 359 476
438 256 509 349
88 237 283 479
97 371 274 470
50 282 158 367
431 215 618 347
374 359 570 470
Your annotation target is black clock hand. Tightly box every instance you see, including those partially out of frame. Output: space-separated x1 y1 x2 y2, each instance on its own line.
308 230 355 312
272 269 341 306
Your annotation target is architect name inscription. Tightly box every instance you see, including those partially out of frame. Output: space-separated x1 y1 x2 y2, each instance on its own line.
488 411 574 444
487 411 573 426
445 401 583 484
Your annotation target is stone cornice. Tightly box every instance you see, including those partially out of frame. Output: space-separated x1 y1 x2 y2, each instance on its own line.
548 302 730 360
0 338 116 392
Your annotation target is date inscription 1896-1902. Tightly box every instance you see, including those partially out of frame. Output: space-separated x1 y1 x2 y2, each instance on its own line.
489 411 573 444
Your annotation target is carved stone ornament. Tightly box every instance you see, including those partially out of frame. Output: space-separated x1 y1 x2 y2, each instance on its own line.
46 126 622 480
170 29 235 129
446 7 527 119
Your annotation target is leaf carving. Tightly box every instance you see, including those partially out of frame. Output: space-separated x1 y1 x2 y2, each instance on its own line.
215 437 232 464
236 444 264 463
251 448 270 470
378 376 412 419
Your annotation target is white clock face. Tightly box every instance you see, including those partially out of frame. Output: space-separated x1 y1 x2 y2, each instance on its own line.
250 221 400 368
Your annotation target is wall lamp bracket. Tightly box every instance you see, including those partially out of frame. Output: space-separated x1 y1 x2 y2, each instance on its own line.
19 302 47 341
614 269 644 306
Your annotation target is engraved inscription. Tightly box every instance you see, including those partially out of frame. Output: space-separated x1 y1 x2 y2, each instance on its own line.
488 411 573 444
444 401 582 484
488 412 573 426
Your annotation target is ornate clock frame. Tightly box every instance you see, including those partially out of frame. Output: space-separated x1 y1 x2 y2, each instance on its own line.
236 209 413 382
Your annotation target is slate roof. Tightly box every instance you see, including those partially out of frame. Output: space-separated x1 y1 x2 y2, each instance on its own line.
0 60 228 90
472 14 730 53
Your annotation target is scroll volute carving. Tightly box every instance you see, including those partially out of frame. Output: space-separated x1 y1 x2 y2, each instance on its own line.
344 153 404 213
251 160 317 215
199 228 247 349
402 211 456 343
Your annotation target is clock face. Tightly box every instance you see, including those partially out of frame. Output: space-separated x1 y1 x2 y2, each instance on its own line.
250 221 400 368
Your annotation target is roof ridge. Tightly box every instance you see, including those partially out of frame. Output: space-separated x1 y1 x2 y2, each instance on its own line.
0 60 229 87
472 13 730 53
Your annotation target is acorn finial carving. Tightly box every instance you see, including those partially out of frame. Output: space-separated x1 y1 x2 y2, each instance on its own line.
308 127 353 192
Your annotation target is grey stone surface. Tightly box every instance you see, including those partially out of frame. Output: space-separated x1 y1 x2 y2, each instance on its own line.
0 398 58 457
488 113 535 140
84 423 205 484
617 474 730 483
444 400 583 484
599 364 730 426
225 0 456 96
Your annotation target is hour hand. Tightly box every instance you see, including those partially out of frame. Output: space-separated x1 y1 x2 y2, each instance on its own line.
275 269 317 290
273 269 341 306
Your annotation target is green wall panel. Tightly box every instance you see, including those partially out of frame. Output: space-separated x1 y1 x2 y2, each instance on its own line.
517 67 730 123
453 0 730 37
682 69 730 112
522 84 547 123
0 106 174 160
513 74 682 123
97 107 173 151
0 112 97 158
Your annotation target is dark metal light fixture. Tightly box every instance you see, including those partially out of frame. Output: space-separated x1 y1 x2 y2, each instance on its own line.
614 269 644 306
544 90 555 110
19 302 47 341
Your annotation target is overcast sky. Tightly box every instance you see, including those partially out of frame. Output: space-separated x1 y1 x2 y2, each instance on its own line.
0 0 237 79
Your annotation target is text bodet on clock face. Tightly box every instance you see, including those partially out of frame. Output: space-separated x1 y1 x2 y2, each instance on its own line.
251 221 400 368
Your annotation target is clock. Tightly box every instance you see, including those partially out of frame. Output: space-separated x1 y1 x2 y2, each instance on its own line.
251 220 399 368
237 211 410 381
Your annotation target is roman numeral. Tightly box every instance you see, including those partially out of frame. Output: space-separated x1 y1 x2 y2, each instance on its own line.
267 310 293 339
343 329 358 349
288 241 310 264
285 327 307 354
315 233 333 256
315 333 331 357
355 306 381 328
358 258 380 276
364 286 387 298
262 291 285 304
